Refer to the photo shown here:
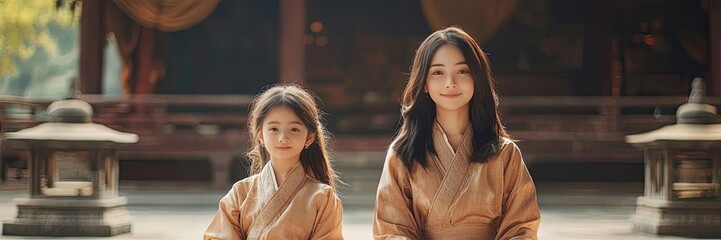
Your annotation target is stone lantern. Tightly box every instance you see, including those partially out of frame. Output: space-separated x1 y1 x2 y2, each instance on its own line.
2 99 138 237
626 78 721 237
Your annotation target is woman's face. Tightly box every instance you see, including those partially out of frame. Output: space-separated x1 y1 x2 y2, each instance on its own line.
259 106 314 164
425 44 474 114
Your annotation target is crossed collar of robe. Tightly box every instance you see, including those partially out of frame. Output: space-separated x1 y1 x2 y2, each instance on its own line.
247 161 307 238
425 121 474 228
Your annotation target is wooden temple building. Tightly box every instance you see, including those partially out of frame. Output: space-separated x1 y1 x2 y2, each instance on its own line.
1 0 720 201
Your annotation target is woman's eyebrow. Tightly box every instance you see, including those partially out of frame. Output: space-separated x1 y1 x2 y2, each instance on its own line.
430 61 466 67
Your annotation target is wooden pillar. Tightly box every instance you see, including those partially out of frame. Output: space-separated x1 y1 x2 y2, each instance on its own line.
710 0 721 96
133 27 157 94
584 0 611 96
112 152 120 196
79 0 106 94
29 150 41 197
279 0 306 84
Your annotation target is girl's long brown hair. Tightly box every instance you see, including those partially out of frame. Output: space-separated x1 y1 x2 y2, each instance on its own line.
246 84 337 189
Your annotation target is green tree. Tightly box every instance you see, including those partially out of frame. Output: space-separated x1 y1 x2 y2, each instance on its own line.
0 0 80 77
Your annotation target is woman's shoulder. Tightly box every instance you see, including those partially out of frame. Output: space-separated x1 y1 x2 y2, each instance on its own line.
499 137 520 152
384 141 406 164
487 137 523 164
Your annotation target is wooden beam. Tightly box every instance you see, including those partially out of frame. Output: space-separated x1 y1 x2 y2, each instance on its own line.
79 0 106 94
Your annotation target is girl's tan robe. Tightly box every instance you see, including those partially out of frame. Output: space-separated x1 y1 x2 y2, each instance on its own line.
373 123 540 240
204 162 343 240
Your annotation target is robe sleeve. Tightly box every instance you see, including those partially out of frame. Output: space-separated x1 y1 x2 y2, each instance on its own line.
310 185 344 240
373 148 420 240
496 143 541 240
204 183 245 240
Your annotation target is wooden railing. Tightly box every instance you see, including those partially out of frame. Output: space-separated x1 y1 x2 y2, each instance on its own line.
1 95 716 188
0 95 254 188
500 96 714 164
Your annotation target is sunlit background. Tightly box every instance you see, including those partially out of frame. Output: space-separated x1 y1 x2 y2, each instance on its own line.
1 0 719 239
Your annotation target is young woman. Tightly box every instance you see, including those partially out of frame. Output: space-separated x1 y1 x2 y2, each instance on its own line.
373 27 540 239
205 84 343 240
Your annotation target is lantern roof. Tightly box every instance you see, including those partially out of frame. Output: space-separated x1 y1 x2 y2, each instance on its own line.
626 78 721 144
625 123 721 143
5 99 138 144
47 99 93 123
6 122 138 143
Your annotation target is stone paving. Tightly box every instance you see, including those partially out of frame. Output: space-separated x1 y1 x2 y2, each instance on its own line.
1 181 719 240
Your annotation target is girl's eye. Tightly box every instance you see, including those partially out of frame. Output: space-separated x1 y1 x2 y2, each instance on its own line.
291 128 301 132
268 127 278 131
458 69 470 74
431 70 443 75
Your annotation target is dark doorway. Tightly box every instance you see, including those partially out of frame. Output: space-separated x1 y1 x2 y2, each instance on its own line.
158 0 279 94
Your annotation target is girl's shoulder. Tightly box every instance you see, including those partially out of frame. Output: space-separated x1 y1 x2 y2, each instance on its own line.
300 176 341 203
229 174 261 191
237 174 261 184
303 176 335 193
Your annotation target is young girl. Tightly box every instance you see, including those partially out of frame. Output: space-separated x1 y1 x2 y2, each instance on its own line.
373 27 540 239
205 84 343 239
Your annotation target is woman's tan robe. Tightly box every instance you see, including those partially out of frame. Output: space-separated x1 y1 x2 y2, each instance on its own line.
205 162 343 240
373 123 540 240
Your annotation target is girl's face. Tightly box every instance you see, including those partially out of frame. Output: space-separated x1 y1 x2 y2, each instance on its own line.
259 106 315 164
425 44 474 113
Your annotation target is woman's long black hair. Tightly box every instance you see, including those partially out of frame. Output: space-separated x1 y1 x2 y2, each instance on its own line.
393 26 508 169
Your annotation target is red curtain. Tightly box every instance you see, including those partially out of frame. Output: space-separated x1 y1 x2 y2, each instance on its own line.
105 0 220 94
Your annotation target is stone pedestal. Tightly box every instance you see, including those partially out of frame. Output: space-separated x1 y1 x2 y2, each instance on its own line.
2 197 131 236
626 79 721 237
631 197 721 238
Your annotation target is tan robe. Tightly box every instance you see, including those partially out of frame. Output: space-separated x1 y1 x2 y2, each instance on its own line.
373 123 540 240
204 162 343 240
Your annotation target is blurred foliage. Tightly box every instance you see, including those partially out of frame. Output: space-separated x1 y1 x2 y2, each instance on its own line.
0 0 80 77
